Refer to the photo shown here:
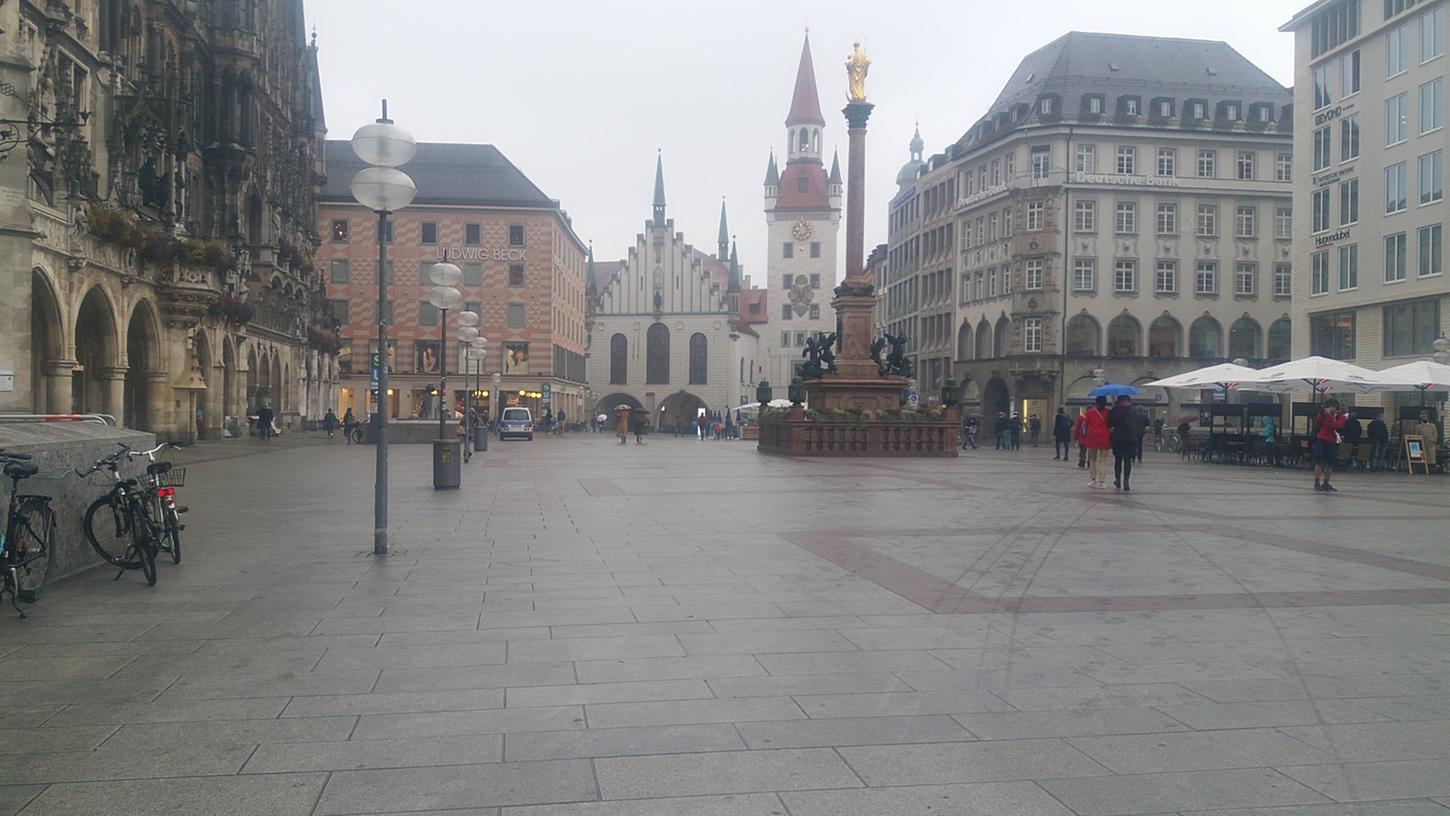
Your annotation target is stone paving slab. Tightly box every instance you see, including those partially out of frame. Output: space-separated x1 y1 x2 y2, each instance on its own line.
0 438 1446 814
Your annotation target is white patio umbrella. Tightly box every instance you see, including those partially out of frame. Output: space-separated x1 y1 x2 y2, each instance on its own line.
1376 360 1450 394
1234 356 1414 395
1146 363 1260 390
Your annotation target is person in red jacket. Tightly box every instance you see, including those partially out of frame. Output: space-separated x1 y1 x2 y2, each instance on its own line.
1083 396 1112 489
1311 400 1353 492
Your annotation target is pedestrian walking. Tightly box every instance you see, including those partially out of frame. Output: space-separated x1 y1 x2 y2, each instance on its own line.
963 417 979 450
256 403 275 441
1108 395 1146 492
1009 415 1022 450
1052 408 1072 460
1083 397 1111 488
696 413 708 440
1311 400 1352 491
634 410 646 444
1340 411 1363 468
1367 413 1389 471
1029 415 1042 447
1074 409 1089 468
556 409 567 435
995 412 1009 449
342 407 358 445
615 406 630 445
322 408 339 440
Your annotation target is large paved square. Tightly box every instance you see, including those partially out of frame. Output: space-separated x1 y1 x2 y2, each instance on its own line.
2 435 1447 815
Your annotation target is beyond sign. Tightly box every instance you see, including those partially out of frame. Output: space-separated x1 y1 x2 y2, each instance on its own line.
436 246 528 262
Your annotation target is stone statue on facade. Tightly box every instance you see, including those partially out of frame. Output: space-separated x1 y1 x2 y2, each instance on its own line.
845 41 871 103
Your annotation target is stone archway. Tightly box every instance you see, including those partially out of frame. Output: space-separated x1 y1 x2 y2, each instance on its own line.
222 336 238 434
270 350 282 414
592 393 643 430
658 391 707 434
982 375 1011 438
74 285 120 417
124 299 164 432
254 348 269 410
193 329 213 438
29 269 66 413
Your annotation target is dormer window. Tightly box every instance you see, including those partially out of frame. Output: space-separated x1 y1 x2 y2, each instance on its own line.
1191 101 1207 120
1085 94 1104 114
1225 103 1240 121
1254 103 1272 122
1040 97 1054 115
1158 99 1173 118
1122 96 1141 116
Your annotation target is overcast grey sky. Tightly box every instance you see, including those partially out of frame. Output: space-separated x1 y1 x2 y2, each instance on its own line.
308 0 1304 284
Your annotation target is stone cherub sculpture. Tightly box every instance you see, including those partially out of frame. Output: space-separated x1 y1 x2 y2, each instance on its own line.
875 333 914 378
800 332 839 379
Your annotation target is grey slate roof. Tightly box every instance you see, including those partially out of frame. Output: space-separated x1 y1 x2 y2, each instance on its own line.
953 32 1292 154
322 141 556 208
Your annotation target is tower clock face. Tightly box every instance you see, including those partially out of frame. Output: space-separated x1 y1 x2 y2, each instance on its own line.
791 219 813 241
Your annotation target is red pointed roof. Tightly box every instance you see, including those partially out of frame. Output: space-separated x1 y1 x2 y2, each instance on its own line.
785 34 826 126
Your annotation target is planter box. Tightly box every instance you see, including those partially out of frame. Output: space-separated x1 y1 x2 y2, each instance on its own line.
758 419 959 457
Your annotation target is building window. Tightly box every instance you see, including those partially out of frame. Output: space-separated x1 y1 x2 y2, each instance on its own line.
1024 258 1044 290
1026 201 1044 230
809 273 821 289
1156 147 1176 177
991 159 1002 186
609 333 628 384
1310 1 1360 58
1075 143 1096 174
1155 260 1177 293
330 219 349 242
795 331 807 347
781 331 790 346
1383 298 1440 356
1336 178 1359 226
1275 206 1293 239
1114 201 1137 234
1273 263 1292 296
1388 23 1410 76
419 300 438 327
1424 5 1446 60
1339 244 1359 290
688 333 708 384
1236 151 1256 180
463 262 482 287
1197 149 1217 178
1341 48 1361 96
1159 99 1174 118
1087 95 1103 114
810 241 821 258
1310 310 1356 359
782 242 794 258
1072 258 1095 291
645 323 669 383
1311 250 1331 295
1073 200 1096 232
1234 262 1257 295
1196 204 1218 237
1312 187 1332 233
1023 318 1043 353
1423 79 1445 134
1386 232 1409 281
1189 317 1223 357
506 302 525 329
1195 261 1217 295
1224 103 1240 121
1031 145 1051 178
809 304 820 319
1421 150 1445 204
1313 63 1333 110
1312 128 1331 172
1387 93 1410 144
1156 202 1178 235
1274 152 1293 183
421 222 437 244
1115 145 1136 175
782 274 792 290
1420 224 1444 276
1114 259 1137 292
507 225 525 247
328 299 348 323
988 268 999 297
1387 162 1410 212
1191 101 1206 119
1004 208 1014 236
781 304 792 320
465 300 481 317
1340 114 1360 162
1235 206 1257 238
330 258 349 284
465 223 481 245
507 264 525 287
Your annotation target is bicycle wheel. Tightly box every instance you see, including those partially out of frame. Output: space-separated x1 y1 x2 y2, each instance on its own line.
12 499 56 602
129 505 158 587
164 509 182 565
84 494 142 569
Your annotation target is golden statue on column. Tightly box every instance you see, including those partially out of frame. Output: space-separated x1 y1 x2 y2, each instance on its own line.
845 41 871 103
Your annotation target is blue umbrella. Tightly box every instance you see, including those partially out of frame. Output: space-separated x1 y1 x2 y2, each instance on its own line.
1089 383 1140 398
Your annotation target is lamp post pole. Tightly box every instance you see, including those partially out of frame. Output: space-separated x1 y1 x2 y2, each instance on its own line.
350 98 416 557
437 307 449 440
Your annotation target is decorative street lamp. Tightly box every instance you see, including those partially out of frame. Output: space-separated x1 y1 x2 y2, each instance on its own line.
350 99 415 558
457 314 481 454
756 379 772 408
465 337 488 452
788 377 806 406
426 262 463 439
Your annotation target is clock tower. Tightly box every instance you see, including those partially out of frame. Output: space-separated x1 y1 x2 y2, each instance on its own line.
763 32 843 387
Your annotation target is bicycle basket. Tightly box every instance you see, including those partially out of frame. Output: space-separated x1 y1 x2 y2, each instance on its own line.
154 467 186 488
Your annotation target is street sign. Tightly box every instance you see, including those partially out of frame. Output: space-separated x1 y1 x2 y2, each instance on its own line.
370 352 381 385
541 383 552 404
906 388 919 407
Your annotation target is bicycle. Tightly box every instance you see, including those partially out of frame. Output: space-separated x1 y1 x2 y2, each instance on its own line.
347 424 365 444
77 443 181 586
1152 432 1181 454
0 450 57 618
132 443 186 565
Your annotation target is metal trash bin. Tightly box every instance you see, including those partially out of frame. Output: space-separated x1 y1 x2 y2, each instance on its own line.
474 423 487 452
433 439 461 489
